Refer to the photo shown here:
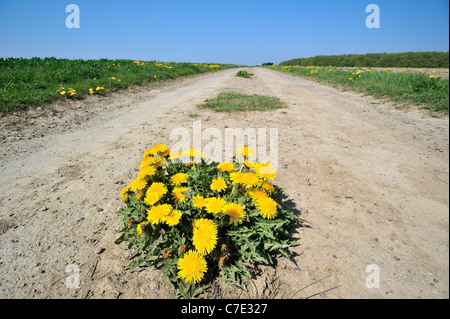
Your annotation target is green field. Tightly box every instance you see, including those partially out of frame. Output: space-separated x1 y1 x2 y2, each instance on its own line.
271 65 449 113
0 57 239 113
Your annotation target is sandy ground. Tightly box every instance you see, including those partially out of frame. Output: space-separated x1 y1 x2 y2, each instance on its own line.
0 67 448 299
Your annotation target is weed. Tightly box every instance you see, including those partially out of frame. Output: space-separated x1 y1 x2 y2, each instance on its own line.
198 92 286 112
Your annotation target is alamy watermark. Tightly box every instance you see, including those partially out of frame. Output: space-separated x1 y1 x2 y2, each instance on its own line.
65 264 81 289
366 4 380 29
169 120 279 171
65 4 80 29
365 264 380 288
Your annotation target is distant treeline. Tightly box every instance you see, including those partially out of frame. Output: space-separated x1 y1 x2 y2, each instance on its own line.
279 52 449 68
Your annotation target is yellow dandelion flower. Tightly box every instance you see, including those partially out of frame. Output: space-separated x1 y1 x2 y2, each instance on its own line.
243 161 255 168
136 189 145 200
261 181 275 194
217 162 235 172
120 184 131 203
147 203 172 225
223 202 246 226
158 149 170 158
192 219 218 255
146 144 169 156
204 197 227 214
165 209 182 226
144 182 168 206
153 159 166 168
170 173 189 186
137 165 156 180
254 163 277 181
147 182 168 196
240 172 261 188
247 189 268 201
129 178 147 191
177 250 207 284
136 221 149 236
210 177 227 193
235 146 256 158
89 88 94 95
172 186 188 203
255 196 278 219
229 172 244 184
140 155 159 167
144 191 162 206
192 194 206 209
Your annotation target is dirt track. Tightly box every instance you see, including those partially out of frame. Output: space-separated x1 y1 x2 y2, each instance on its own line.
0 67 448 299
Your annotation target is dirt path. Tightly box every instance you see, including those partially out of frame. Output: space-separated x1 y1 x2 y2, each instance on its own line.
0 68 448 299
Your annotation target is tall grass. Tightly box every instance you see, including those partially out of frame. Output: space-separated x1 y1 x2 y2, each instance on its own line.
0 57 238 112
273 65 449 113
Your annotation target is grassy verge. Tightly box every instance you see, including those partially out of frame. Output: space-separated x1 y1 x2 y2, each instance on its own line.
270 65 449 114
198 92 286 112
0 57 239 113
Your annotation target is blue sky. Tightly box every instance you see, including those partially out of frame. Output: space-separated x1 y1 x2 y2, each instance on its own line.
0 0 448 65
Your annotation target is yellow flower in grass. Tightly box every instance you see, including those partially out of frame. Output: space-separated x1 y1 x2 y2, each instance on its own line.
240 172 261 188
254 163 277 181
153 159 166 168
120 184 131 203
144 192 161 206
136 221 149 236
261 181 275 194
177 250 207 284
255 196 278 219
204 197 227 214
137 165 156 180
165 209 182 226
129 178 147 191
170 173 189 186
243 160 255 168
229 172 244 184
172 186 188 203
147 203 173 225
247 189 268 201
217 162 235 173
223 202 246 226
235 146 256 158
89 88 94 95
192 194 206 209
193 219 218 255
144 144 169 157
147 182 168 197
140 156 159 168
144 182 168 206
136 189 145 200
210 177 227 193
